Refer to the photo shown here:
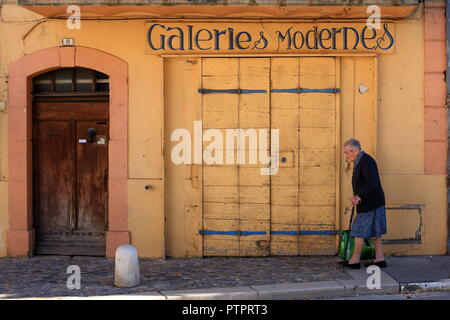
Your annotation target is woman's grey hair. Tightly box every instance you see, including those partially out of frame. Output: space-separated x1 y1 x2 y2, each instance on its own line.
344 138 362 151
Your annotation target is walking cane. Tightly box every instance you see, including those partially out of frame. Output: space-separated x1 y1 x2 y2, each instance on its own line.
342 206 355 267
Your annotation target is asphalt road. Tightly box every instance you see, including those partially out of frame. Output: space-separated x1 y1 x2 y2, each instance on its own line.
327 291 450 300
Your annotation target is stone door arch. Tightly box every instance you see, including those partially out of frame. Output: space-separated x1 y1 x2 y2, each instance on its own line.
7 46 129 257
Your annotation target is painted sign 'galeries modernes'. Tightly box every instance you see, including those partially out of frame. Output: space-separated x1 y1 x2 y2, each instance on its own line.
146 23 395 54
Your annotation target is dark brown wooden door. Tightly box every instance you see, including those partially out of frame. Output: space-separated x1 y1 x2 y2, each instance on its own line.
33 101 109 256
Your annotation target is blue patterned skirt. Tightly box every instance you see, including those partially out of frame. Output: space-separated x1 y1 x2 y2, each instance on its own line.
349 205 387 239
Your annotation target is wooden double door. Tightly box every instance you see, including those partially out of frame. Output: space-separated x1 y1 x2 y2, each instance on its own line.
200 57 339 256
33 101 109 256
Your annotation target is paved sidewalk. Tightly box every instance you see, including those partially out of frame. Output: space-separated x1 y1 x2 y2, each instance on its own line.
383 256 450 283
0 255 449 299
0 256 351 299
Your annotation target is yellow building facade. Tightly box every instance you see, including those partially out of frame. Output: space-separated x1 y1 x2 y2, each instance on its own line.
0 0 447 258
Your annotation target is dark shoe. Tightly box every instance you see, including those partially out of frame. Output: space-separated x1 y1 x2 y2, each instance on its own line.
343 261 361 269
364 260 387 268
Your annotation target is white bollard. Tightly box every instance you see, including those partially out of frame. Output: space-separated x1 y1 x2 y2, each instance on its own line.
114 245 140 288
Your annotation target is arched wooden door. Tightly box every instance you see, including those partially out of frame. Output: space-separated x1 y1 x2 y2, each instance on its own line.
32 67 110 256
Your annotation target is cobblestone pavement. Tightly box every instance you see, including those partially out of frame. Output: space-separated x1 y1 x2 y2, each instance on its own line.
0 256 352 298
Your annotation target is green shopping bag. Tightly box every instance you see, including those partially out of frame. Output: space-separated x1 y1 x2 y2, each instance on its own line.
338 230 376 261
338 206 376 261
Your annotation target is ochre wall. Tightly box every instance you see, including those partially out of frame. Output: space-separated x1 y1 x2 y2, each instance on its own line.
0 4 167 257
0 3 447 257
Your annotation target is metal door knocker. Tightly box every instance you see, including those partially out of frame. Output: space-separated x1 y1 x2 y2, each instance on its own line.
87 127 97 143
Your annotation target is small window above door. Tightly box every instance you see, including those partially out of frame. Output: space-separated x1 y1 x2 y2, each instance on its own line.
33 67 109 94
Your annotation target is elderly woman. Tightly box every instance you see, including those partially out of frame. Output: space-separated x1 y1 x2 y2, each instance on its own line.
343 138 387 269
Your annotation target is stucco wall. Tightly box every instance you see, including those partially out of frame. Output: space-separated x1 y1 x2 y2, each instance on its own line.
0 2 447 257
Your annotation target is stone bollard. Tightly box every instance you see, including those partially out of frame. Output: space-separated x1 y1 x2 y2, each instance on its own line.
114 245 140 288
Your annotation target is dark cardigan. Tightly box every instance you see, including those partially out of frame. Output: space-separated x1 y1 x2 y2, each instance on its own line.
352 152 386 213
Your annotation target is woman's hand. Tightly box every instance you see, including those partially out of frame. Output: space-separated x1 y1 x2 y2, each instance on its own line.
348 195 361 206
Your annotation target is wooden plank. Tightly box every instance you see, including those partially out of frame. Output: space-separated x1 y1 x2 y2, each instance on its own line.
270 58 299 226
299 165 335 186
203 239 239 256
271 167 299 186
299 224 336 232
299 127 336 149
202 94 238 128
271 126 298 150
271 111 299 128
270 241 299 256
239 93 270 113
271 185 298 205
298 223 337 256
202 58 238 89
201 129 238 151
240 240 270 256
203 202 239 220
238 160 271 168
299 186 336 206
239 58 270 90
211 129 268 153
239 203 270 221
271 205 298 225
239 167 270 186
202 58 238 76
271 223 299 243
299 58 336 91
202 75 239 90
299 57 336 76
239 219 270 241
271 93 298 109
76 121 108 232
240 186 270 204
35 121 73 231
239 60 269 129
270 57 299 89
202 58 239 132
203 166 238 186
300 93 336 109
300 149 335 167
203 218 239 241
300 108 336 128
34 101 108 121
202 95 239 113
203 185 238 203
299 206 336 225
300 75 335 90
203 110 239 129
299 237 337 256
298 57 338 247
239 95 270 129
237 59 271 257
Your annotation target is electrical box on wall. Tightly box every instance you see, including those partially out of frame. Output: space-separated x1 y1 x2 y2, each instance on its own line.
0 101 6 111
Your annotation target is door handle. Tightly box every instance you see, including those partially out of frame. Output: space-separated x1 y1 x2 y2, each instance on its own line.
87 127 97 143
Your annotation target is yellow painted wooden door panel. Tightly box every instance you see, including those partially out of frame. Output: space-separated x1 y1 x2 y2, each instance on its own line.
200 57 339 256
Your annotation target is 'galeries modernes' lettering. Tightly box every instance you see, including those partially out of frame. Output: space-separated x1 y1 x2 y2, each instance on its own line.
147 23 394 52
